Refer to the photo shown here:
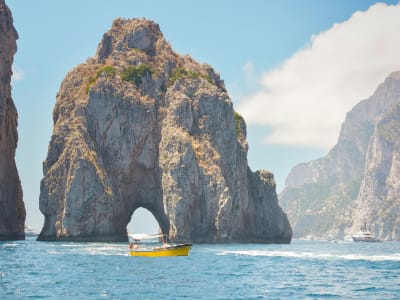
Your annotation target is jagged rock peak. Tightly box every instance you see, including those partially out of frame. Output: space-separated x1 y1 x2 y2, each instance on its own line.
388 71 400 80
96 18 164 62
39 18 292 243
0 0 18 75
0 0 26 241
94 18 224 87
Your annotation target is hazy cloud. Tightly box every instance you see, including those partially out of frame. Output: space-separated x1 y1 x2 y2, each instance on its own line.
12 67 24 82
238 3 400 149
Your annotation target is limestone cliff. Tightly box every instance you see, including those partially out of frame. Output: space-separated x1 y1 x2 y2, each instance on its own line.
0 0 25 241
38 18 292 243
352 98 400 240
280 71 400 240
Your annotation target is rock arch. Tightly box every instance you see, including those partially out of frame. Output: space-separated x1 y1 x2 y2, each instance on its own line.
38 18 292 243
127 206 167 235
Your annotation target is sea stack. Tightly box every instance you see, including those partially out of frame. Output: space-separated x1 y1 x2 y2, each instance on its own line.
0 0 25 241
38 18 292 243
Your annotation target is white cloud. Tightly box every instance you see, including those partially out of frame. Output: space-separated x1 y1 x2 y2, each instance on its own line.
237 3 400 149
12 67 24 82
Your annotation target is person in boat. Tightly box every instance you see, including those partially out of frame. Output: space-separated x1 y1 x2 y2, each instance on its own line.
162 235 169 248
129 242 139 250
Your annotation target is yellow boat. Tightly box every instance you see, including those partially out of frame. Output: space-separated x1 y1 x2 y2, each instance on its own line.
129 243 192 257
128 233 192 257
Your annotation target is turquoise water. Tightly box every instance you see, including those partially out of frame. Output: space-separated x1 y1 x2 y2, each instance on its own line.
1 237 400 299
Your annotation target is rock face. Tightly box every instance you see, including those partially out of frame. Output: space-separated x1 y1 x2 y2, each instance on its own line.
38 18 292 243
280 71 400 240
0 0 25 241
352 98 400 240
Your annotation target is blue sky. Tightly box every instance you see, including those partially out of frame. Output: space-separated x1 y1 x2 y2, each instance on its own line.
7 0 400 232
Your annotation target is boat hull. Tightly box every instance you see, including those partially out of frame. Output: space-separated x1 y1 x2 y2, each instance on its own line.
352 237 380 242
129 243 192 257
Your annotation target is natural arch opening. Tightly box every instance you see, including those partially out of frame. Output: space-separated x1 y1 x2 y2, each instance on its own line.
127 207 160 234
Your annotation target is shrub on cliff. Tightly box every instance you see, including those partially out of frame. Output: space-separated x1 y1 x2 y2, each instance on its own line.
121 63 152 86
168 67 212 86
96 65 116 78
85 65 116 93
234 111 243 137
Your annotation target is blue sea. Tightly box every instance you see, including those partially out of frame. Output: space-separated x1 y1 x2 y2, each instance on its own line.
1 237 399 299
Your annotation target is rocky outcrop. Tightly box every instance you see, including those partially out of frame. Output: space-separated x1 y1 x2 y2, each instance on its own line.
280 71 400 240
38 18 292 243
0 0 25 241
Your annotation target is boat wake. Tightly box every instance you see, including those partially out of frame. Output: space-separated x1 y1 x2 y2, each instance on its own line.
46 243 129 256
218 250 400 262
83 245 128 256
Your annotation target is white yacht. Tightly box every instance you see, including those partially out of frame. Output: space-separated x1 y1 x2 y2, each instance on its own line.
352 223 380 242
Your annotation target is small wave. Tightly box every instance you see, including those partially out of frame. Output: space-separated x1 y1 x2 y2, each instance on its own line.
59 243 82 247
339 253 400 261
82 244 128 256
99 290 109 297
2 242 18 248
353 286 380 292
219 250 400 261
306 293 340 298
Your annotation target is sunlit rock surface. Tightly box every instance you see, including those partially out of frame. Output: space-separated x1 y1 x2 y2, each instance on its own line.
280 71 400 241
38 18 292 243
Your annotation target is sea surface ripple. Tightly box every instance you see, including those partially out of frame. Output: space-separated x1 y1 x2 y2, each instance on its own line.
1 238 399 299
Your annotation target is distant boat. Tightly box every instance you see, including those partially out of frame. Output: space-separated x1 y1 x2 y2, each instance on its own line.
24 226 38 237
128 233 192 257
352 223 381 242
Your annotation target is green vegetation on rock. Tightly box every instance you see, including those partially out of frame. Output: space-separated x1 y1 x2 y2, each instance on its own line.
86 65 117 94
86 77 97 94
168 67 212 87
121 63 152 86
96 65 116 78
85 63 152 94
234 111 243 137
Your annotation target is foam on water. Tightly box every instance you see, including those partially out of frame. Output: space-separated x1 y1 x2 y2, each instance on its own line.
218 249 400 261
45 242 129 256
2 242 18 248
82 244 128 256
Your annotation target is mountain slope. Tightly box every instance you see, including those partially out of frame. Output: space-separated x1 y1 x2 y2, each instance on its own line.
280 71 400 240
